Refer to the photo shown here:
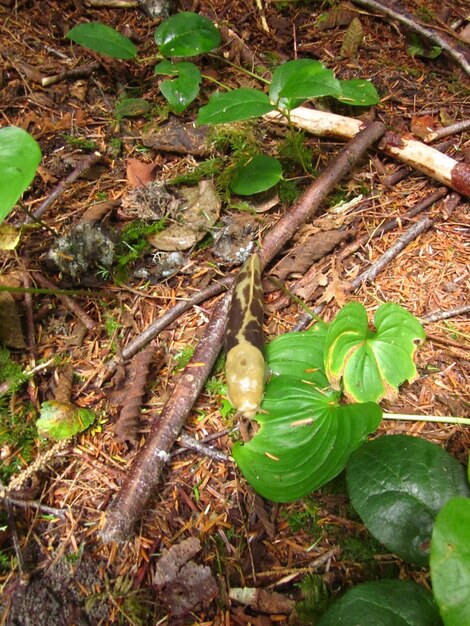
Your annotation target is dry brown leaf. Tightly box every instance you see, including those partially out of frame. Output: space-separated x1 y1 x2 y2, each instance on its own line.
0 291 26 349
148 180 221 251
126 158 158 188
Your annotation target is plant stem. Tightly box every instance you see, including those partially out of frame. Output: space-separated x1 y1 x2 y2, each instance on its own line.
383 413 470 426
207 53 271 85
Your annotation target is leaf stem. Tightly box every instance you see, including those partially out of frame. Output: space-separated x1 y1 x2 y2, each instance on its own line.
383 413 470 426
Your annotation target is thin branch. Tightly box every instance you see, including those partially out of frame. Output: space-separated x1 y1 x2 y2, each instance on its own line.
41 61 102 87
176 433 231 463
100 293 232 543
421 304 470 323
100 122 386 542
424 118 470 144
350 215 435 288
351 0 470 76
34 273 96 331
31 152 103 221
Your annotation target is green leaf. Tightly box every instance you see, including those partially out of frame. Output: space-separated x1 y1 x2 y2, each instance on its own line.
66 22 137 60
197 88 275 125
158 61 201 113
324 302 426 403
154 12 220 57
269 59 341 111
406 33 442 59
336 78 379 106
233 325 381 502
37 401 95 440
347 435 470 566
231 154 282 195
154 59 179 76
317 580 442 626
431 497 470 626
115 98 151 118
0 127 41 223
267 324 329 388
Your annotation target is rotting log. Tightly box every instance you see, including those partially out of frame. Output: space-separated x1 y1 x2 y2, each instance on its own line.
264 108 470 198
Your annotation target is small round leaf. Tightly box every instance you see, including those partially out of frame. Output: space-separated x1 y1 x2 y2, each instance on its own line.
431 497 470 626
231 154 282 195
159 62 201 113
347 435 470 566
154 12 220 57
317 579 442 626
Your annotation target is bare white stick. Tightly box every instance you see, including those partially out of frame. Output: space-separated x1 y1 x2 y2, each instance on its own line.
383 413 470 426
264 107 470 197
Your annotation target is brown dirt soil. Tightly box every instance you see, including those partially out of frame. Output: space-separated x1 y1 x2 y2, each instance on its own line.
0 0 469 624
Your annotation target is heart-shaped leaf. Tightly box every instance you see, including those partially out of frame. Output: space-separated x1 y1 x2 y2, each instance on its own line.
231 154 282 195
317 579 442 626
337 78 379 106
66 22 137 59
154 12 220 57
431 497 470 626
197 89 275 125
158 61 201 113
324 302 426 403
0 127 41 223
347 435 470 566
270 59 341 111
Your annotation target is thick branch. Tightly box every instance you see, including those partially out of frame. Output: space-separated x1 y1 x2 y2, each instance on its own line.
101 122 386 542
264 108 470 197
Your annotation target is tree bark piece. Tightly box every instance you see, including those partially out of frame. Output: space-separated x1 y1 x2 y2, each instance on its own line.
264 108 470 197
351 0 470 76
101 121 386 543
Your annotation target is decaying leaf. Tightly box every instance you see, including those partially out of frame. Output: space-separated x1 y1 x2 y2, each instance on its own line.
213 214 261 263
37 401 95 440
148 180 220 251
272 230 353 279
143 118 212 156
339 17 363 59
153 537 218 617
316 5 355 30
0 224 22 251
126 158 158 188
0 291 26 349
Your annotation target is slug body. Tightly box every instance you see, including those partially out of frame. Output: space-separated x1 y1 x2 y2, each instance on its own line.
225 253 266 418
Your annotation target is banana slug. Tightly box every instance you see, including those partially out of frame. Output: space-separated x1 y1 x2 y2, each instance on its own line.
225 253 267 418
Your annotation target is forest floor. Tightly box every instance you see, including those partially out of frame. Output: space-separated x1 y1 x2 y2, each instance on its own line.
0 0 469 624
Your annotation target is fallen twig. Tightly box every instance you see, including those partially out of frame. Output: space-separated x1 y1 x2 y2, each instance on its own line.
424 118 470 144
351 0 470 76
31 152 103 221
41 61 101 87
350 215 435 288
265 108 470 197
34 273 96 331
100 121 386 542
177 433 231 463
422 304 470 323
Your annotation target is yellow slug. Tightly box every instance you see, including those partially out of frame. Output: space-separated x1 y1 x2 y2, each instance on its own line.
225 253 267 418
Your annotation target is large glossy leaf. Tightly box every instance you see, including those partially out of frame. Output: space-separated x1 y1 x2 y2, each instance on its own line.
431 497 470 626
347 435 470 566
197 89 275 125
231 154 282 195
0 127 41 223
233 375 381 502
269 59 341 111
337 78 379 106
66 22 137 60
317 580 442 626
154 12 220 57
324 302 426 403
158 61 201 113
